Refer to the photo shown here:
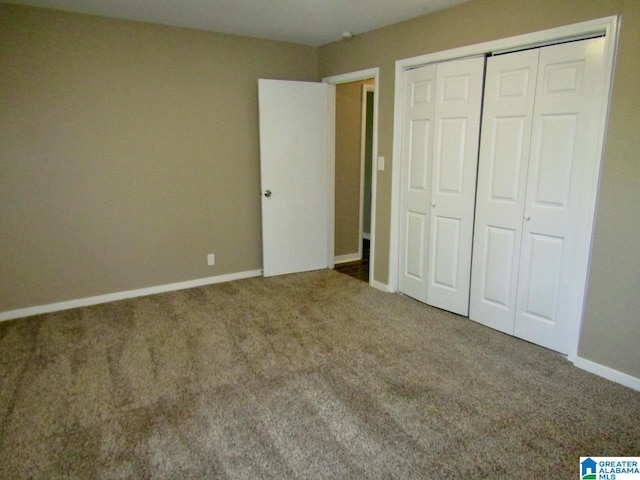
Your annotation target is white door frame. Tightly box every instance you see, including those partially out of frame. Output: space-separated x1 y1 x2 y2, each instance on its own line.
359 83 376 246
390 16 619 359
324 68 381 288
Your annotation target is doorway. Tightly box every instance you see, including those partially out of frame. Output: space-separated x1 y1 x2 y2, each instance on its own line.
324 69 379 285
334 80 374 282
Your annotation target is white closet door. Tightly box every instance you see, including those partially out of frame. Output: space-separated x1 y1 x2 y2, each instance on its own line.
398 65 437 302
514 37 606 353
426 56 485 315
469 50 539 333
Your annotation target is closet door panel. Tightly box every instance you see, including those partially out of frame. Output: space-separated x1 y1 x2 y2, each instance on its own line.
434 118 467 194
514 37 606 353
532 114 577 207
481 226 516 307
426 56 485 316
432 216 461 289
519 233 564 321
469 49 539 333
398 65 437 302
405 211 427 280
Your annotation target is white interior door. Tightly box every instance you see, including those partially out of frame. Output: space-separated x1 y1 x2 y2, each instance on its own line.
514 37 606 353
426 56 485 316
469 49 539 333
398 64 437 302
258 79 335 277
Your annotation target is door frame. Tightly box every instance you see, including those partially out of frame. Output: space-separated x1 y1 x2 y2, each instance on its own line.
323 68 380 288
359 83 376 247
389 16 619 360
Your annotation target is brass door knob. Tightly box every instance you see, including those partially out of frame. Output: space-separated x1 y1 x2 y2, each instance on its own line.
264 189 272 198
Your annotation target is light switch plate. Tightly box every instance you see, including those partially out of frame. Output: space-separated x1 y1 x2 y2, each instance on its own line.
377 156 385 171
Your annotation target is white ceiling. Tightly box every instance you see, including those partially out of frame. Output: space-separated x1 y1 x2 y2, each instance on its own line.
7 0 472 46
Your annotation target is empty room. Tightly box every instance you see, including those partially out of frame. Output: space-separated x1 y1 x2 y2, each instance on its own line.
1 0 639 477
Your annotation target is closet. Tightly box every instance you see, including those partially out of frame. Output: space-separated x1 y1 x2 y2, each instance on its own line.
397 36 607 354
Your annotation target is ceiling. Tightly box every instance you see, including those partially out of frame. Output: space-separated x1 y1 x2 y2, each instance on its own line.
6 0 472 46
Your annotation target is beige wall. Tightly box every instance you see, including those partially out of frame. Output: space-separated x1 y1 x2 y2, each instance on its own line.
334 79 372 258
579 0 640 378
319 0 640 379
0 4 317 310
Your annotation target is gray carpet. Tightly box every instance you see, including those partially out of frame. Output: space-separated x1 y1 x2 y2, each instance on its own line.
0 269 638 478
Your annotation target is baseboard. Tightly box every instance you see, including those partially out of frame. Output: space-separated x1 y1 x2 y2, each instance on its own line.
573 356 640 392
0 269 263 323
334 253 362 264
370 279 393 293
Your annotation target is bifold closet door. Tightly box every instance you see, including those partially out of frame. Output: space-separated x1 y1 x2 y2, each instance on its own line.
513 37 606 353
469 49 539 334
398 56 484 314
427 57 484 315
470 37 607 354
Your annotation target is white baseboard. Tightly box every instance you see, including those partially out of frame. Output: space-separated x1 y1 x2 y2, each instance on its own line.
0 269 263 323
334 253 362 264
370 279 393 292
573 356 640 391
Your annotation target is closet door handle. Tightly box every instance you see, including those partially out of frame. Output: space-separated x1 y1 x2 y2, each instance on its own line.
524 214 531 221
431 202 436 208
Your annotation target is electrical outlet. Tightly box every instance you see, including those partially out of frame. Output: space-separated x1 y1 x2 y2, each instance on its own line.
207 253 215 266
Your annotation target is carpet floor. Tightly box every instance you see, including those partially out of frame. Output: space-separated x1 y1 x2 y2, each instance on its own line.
0 269 638 478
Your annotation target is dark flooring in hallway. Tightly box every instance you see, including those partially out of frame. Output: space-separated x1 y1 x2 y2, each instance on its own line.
335 239 369 283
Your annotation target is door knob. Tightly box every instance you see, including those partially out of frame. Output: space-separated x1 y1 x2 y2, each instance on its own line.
524 214 531 221
431 202 436 208
264 189 272 198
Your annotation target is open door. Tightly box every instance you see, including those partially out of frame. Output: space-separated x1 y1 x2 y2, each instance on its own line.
258 79 335 277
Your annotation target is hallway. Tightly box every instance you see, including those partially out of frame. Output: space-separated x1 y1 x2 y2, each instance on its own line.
335 239 369 283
